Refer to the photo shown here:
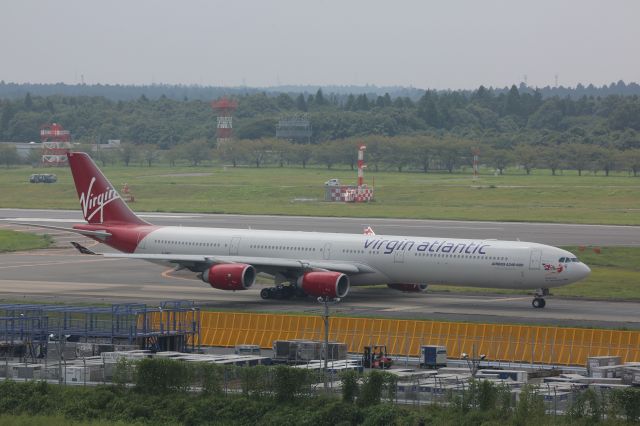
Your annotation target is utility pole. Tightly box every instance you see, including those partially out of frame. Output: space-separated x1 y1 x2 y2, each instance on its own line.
461 344 486 378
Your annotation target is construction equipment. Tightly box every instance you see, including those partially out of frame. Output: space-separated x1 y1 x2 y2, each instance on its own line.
362 345 393 369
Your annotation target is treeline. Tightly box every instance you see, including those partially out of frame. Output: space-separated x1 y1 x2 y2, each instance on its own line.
3 135 639 177
1 87 639 164
0 358 638 425
2 80 640 102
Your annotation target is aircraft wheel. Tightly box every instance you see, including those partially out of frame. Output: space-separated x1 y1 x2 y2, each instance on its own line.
260 288 271 300
532 297 546 309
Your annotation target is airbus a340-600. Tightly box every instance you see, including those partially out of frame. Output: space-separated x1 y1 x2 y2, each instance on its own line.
22 152 591 308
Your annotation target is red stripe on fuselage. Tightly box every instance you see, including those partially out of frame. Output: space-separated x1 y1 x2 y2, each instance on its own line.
74 224 159 253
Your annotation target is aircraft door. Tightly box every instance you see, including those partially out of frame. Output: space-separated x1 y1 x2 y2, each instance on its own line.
394 248 405 263
230 237 241 255
323 242 332 260
529 249 542 270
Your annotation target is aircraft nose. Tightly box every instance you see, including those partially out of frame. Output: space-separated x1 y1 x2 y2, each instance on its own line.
577 263 591 280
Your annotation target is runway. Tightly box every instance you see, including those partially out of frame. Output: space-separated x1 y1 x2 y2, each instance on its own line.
1 209 639 329
2 208 640 246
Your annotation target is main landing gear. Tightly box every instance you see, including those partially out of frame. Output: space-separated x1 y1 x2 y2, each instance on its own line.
260 285 304 300
532 288 549 309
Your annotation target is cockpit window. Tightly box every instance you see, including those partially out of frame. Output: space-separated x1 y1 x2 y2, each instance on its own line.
571 257 579 262
559 257 566 263
559 257 579 263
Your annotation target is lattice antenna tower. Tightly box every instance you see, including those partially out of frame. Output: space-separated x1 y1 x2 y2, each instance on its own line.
40 123 71 167
211 97 238 145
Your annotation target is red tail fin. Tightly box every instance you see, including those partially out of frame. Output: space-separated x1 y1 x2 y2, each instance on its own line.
67 152 148 225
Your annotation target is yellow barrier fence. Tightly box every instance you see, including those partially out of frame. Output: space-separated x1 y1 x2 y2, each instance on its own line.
199 312 640 366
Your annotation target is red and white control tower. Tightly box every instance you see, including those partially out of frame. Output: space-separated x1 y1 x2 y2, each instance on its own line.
40 123 71 167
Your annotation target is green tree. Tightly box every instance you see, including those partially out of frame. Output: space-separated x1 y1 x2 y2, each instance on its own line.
218 139 249 167
181 139 212 166
314 88 327 106
539 144 565 175
504 85 522 116
119 143 137 167
24 92 33 110
417 91 440 127
513 144 539 174
610 387 640 422
358 370 385 407
0 144 19 167
341 370 359 403
290 143 313 168
140 144 160 167
567 387 603 423
273 366 312 402
26 145 43 166
165 145 181 167
275 93 294 109
484 146 513 175
566 143 594 176
313 140 342 169
513 385 545 426
622 148 640 176
134 358 193 394
410 136 435 173
295 94 307 112
387 138 414 172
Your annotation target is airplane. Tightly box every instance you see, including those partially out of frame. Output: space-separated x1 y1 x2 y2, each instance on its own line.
19 152 591 309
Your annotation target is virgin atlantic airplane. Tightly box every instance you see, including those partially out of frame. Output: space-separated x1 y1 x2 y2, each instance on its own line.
24 152 591 308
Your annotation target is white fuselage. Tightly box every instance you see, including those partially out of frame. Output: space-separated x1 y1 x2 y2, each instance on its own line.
137 226 590 290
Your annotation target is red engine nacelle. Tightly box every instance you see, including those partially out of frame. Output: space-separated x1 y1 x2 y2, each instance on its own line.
202 263 256 291
387 283 428 293
298 272 350 299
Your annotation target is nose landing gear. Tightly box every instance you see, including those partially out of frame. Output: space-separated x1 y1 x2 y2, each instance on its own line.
532 288 549 309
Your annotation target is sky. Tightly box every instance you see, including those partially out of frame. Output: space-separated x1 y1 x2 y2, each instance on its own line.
1 0 638 90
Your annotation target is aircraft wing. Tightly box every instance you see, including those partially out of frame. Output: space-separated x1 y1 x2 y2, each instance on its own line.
98 251 374 274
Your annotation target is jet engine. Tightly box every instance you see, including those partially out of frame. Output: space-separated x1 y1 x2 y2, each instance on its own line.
298 272 350 299
387 283 428 292
202 264 256 291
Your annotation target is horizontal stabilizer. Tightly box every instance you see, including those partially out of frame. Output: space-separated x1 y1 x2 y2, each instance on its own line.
70 242 97 255
9 222 112 238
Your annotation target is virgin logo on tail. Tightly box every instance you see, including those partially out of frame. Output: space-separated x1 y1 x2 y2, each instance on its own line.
80 176 121 223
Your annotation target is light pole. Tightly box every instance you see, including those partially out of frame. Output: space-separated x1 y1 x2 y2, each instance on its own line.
317 296 340 390
461 344 486 378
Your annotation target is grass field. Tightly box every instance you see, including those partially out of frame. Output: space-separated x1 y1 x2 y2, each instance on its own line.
0 229 51 252
1 164 639 225
430 246 640 300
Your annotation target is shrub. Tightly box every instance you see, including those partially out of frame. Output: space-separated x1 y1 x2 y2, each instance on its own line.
134 358 193 394
340 370 359 403
273 365 312 402
358 370 385 407
610 387 640 423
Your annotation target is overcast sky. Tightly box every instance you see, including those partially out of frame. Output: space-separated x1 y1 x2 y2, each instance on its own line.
2 0 638 90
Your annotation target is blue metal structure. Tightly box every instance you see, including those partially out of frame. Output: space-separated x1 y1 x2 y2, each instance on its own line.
0 301 200 358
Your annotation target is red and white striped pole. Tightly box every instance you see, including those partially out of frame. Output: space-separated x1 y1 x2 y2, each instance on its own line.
357 145 366 187
472 148 480 180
